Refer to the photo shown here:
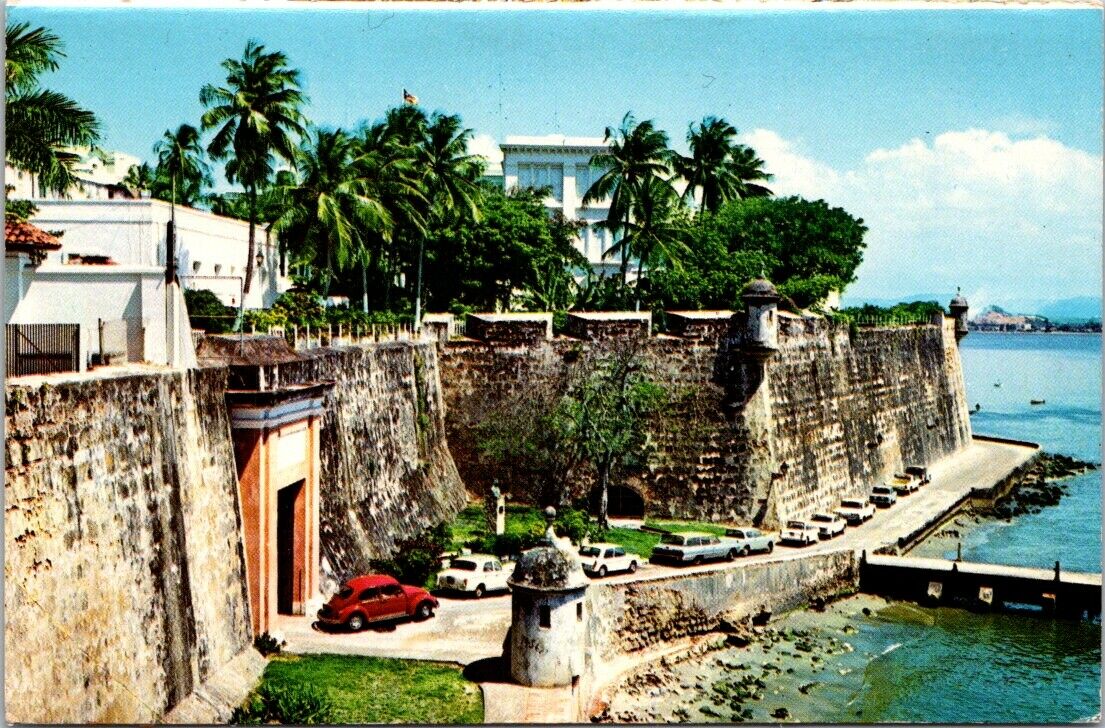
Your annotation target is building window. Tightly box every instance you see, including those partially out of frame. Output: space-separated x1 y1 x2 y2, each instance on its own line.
575 164 598 201
576 602 583 622
518 163 563 202
539 605 551 628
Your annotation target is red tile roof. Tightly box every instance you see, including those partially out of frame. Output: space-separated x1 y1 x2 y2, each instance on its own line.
5 218 62 253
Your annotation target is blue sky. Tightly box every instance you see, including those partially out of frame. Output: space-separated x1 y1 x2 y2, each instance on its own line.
10 6 1104 308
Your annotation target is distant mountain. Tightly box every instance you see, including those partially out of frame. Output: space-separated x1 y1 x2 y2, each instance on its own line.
1035 297 1102 323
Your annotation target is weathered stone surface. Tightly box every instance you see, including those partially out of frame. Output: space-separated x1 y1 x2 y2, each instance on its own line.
4 368 252 723
256 340 468 583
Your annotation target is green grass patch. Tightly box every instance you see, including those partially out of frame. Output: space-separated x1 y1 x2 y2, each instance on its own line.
645 518 731 537
239 653 483 724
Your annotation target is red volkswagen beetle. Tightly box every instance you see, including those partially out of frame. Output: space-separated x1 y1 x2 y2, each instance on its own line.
316 574 438 631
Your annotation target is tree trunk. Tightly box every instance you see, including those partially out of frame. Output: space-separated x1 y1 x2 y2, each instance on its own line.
361 258 369 313
598 458 611 530
243 185 257 295
634 251 645 312
619 209 631 286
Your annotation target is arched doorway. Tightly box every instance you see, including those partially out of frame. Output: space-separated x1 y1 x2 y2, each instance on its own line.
590 484 645 518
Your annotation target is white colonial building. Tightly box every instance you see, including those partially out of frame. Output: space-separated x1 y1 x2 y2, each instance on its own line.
5 199 290 369
500 135 623 277
5 146 142 201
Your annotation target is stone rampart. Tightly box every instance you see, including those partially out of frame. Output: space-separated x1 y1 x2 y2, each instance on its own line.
4 368 253 723
437 311 971 526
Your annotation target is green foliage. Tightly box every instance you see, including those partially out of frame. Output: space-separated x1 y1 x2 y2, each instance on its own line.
231 681 336 725
368 523 450 588
237 654 482 724
5 197 38 222
242 290 411 332
837 300 945 326
183 288 236 333
553 507 603 544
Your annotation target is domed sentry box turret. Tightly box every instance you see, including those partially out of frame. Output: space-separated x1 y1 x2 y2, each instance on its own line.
949 288 969 343
508 509 589 688
741 278 781 359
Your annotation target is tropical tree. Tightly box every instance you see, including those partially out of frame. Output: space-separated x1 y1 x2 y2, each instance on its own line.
674 116 773 214
582 112 672 284
121 162 154 197
5 22 100 195
153 123 211 215
553 348 666 529
200 40 307 296
271 128 395 296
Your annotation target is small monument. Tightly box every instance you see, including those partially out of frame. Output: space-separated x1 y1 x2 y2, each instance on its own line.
488 483 507 536
508 507 588 688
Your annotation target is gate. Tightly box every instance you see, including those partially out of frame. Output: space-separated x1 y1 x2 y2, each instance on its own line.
5 323 80 377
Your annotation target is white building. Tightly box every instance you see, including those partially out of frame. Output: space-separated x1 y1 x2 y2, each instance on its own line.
500 135 622 277
6 146 142 200
5 199 290 369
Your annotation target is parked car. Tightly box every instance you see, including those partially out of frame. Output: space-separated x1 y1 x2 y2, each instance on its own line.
316 574 438 632
905 465 932 485
780 520 820 546
650 532 736 565
580 543 639 577
835 497 876 525
870 485 898 508
435 554 511 598
809 512 846 539
891 473 920 495
723 527 775 555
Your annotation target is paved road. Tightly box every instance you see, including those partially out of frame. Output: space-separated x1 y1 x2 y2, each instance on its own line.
278 438 1036 664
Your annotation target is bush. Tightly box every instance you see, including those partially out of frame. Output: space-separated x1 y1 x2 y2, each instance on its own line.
183 288 236 333
253 632 284 657
231 682 336 725
554 507 602 544
369 523 451 587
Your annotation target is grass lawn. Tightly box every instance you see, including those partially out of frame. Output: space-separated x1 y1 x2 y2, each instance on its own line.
254 653 483 724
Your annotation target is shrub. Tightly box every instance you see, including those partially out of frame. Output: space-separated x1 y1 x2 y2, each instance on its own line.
230 682 336 725
184 288 236 333
253 632 284 657
554 507 602 544
369 523 451 586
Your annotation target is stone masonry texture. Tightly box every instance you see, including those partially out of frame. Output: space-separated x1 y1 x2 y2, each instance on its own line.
4 368 252 723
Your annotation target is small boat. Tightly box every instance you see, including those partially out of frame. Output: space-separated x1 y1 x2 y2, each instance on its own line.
1030 399 1046 405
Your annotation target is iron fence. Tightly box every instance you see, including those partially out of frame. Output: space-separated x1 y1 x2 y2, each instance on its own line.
5 323 80 377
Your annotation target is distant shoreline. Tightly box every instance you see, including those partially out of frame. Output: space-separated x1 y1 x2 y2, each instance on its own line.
968 330 1101 336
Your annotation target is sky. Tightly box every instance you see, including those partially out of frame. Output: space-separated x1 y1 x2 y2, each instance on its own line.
10 5 1104 309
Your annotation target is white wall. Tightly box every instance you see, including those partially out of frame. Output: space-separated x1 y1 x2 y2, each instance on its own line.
29 199 289 309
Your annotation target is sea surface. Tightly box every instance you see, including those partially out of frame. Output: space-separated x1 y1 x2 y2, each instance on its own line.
613 332 1103 723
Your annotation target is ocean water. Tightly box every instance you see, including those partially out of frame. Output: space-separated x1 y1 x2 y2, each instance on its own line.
621 332 1102 723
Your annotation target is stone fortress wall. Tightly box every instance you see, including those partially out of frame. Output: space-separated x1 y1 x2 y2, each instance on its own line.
438 309 972 526
4 368 252 723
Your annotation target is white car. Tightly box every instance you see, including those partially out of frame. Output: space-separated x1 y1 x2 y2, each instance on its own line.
809 512 846 539
870 485 898 508
835 497 876 525
891 473 920 496
579 543 639 577
780 520 820 546
435 554 511 598
724 528 775 555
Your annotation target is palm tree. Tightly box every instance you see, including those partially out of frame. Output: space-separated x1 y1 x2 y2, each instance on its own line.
200 40 307 296
412 111 483 324
675 116 773 214
153 124 210 217
5 22 100 195
272 128 396 297
121 163 154 198
607 176 687 310
582 112 672 284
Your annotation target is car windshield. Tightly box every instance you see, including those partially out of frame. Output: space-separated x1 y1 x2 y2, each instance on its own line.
579 547 600 557
786 521 806 529
337 586 353 599
726 530 745 538
874 487 891 494
841 500 863 508
811 514 831 522
451 560 478 571
660 535 686 545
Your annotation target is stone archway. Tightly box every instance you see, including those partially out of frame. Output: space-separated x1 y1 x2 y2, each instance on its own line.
589 483 645 519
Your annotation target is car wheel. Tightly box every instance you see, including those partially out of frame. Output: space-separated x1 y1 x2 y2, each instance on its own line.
346 613 366 632
767 542 774 553
473 584 485 599
742 546 751 557
628 561 638 573
598 565 608 578
726 549 737 562
416 602 434 621
692 555 704 566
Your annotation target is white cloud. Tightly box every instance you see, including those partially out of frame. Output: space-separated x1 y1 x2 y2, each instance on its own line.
467 133 503 175
740 127 1103 302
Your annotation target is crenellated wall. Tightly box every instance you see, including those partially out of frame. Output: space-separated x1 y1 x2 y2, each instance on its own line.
4 368 253 723
249 341 468 583
437 311 972 526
